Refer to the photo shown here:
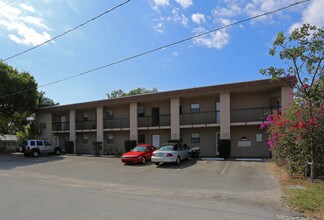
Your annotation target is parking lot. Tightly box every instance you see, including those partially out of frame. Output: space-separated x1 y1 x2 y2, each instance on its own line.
0 154 301 220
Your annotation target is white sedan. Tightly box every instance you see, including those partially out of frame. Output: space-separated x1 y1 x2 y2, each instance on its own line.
151 143 189 165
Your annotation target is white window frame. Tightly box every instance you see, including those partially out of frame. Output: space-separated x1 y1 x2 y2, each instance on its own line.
191 133 200 143
137 107 145 118
191 103 200 113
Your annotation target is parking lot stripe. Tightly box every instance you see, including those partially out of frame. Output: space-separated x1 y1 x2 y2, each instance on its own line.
221 161 229 175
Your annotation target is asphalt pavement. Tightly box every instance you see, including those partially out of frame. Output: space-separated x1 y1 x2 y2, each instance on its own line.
0 154 308 220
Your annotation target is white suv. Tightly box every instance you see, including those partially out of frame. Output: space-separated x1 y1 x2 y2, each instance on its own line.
22 140 61 157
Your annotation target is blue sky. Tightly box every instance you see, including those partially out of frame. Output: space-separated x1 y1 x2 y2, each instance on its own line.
1 0 323 105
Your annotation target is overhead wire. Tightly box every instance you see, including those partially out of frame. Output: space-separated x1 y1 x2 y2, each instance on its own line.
0 0 311 99
1 0 131 61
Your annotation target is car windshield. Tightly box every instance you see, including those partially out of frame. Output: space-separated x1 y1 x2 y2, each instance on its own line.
131 146 146 152
158 145 174 151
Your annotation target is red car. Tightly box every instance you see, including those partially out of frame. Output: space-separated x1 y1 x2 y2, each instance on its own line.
121 144 157 164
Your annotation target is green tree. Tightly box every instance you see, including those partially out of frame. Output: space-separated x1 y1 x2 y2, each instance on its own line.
0 62 38 135
16 119 40 145
260 24 324 178
260 24 323 105
106 87 158 99
106 89 126 99
37 91 59 108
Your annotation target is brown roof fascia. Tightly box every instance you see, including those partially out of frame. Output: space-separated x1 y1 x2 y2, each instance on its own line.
36 78 289 113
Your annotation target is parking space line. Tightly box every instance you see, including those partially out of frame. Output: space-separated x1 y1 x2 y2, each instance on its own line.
221 161 229 175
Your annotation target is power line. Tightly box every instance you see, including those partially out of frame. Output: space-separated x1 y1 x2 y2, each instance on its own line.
1 0 131 61
0 0 18 9
0 0 311 99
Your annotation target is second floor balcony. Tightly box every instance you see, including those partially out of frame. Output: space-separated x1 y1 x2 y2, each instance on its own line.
230 107 274 124
180 111 219 127
138 114 171 128
52 122 70 132
104 118 130 130
51 107 276 132
76 120 97 131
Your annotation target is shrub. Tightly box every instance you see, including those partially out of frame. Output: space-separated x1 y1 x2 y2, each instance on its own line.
64 141 74 154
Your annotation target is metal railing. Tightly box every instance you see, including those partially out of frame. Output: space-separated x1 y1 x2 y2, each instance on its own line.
75 120 97 130
180 111 219 126
138 114 170 128
230 107 273 123
104 118 130 129
52 122 70 131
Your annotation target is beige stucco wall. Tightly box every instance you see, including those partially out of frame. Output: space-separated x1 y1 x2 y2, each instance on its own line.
52 133 69 149
138 100 170 115
69 109 76 152
103 131 129 154
220 92 230 139
76 132 97 154
96 106 104 143
52 111 69 123
36 112 52 142
180 96 220 113
76 108 96 121
230 91 277 109
181 128 219 157
103 105 129 119
138 129 170 147
129 102 138 141
281 86 293 111
230 126 270 158
170 98 180 140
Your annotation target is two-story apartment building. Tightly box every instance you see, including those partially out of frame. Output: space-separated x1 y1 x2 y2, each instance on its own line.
36 78 293 157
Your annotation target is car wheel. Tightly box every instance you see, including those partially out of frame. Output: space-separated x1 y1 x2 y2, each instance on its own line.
54 148 61 155
141 157 146 164
32 150 39 157
176 156 180 165
154 162 159 165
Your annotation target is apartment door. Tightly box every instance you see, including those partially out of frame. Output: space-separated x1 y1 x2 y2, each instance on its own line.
53 136 59 147
60 116 66 131
152 134 160 147
215 102 220 123
216 132 220 156
151 107 160 126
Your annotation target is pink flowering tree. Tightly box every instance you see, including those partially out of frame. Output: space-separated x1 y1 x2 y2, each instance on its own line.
260 24 324 177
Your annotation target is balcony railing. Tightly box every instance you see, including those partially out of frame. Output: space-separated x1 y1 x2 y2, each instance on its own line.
76 120 97 130
180 111 219 126
104 118 130 129
138 114 170 128
52 122 70 132
230 107 273 123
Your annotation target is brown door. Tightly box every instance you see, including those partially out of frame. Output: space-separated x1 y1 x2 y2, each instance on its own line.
151 107 160 126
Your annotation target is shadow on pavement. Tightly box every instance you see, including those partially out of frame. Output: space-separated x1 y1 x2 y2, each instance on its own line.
0 153 65 170
154 158 197 169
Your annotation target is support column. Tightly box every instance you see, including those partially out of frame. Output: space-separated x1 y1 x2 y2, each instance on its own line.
69 109 76 153
96 106 104 154
96 106 104 142
281 86 293 112
220 92 231 140
129 102 138 142
170 97 180 140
